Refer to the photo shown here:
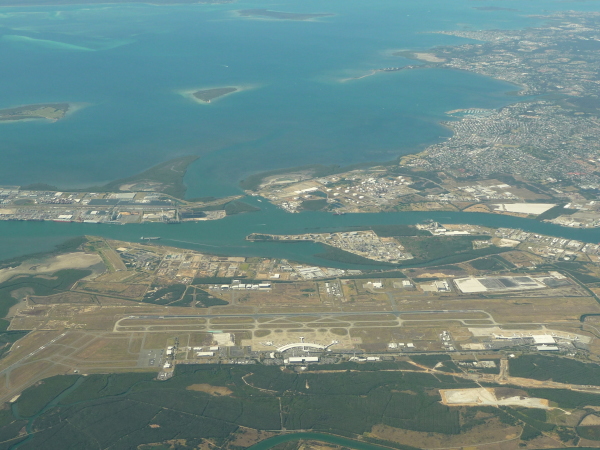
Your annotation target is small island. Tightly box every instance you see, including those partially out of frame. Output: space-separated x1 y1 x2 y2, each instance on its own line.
236 9 334 21
340 65 424 82
180 85 256 104
473 6 519 11
0 103 71 122
192 87 238 103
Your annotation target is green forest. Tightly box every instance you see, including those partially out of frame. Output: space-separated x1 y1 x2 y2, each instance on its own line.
2 358 600 449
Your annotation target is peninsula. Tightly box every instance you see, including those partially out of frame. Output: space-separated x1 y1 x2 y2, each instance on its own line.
246 11 600 228
0 156 259 224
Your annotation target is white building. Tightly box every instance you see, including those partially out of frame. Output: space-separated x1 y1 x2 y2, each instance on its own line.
287 356 319 363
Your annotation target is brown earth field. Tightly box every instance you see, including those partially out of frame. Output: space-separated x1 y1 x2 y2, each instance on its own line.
211 284 323 305
29 292 97 305
370 419 522 449
393 295 599 322
186 384 233 396
228 428 277 448
463 203 492 213
577 437 600 448
118 318 207 327
400 312 490 320
77 282 148 298
210 317 254 324
73 337 135 361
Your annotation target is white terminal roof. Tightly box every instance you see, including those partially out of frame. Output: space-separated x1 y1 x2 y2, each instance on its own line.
277 342 326 352
532 335 556 344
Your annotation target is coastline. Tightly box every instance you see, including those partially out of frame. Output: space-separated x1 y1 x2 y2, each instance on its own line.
395 47 528 96
249 61 521 195
338 66 424 83
0 102 88 124
339 70 378 83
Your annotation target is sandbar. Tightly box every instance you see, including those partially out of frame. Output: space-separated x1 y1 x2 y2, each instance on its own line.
235 9 333 21
392 51 445 63
339 66 416 83
0 252 102 284
473 6 518 11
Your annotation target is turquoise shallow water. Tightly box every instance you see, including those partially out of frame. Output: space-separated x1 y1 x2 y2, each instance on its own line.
0 0 575 193
1 0 600 259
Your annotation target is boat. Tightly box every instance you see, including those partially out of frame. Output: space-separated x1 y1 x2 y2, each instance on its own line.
140 237 161 240
333 212 346 216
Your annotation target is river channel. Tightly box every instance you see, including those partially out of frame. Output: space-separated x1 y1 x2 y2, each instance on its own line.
1 198 598 269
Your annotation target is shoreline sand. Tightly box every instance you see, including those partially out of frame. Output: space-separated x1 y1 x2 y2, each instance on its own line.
178 85 257 105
